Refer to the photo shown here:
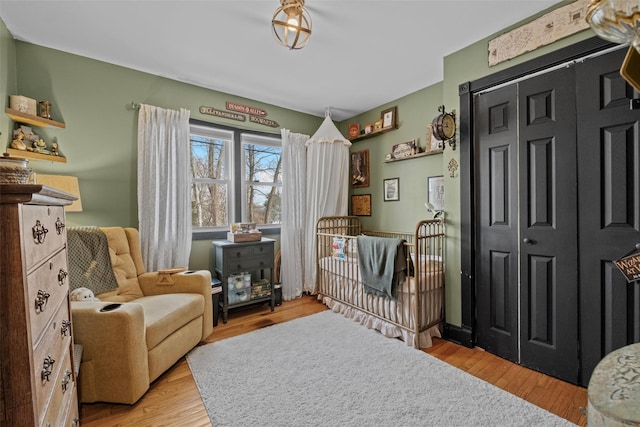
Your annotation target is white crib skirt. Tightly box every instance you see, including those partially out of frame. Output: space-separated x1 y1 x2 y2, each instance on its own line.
317 256 443 349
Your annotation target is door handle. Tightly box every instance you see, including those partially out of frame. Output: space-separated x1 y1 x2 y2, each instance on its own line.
523 238 534 245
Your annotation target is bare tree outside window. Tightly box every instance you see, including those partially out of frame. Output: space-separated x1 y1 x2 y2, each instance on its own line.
191 135 228 227
243 141 282 225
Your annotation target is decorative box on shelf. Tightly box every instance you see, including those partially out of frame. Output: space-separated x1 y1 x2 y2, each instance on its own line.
9 95 37 116
227 231 262 243
251 279 271 300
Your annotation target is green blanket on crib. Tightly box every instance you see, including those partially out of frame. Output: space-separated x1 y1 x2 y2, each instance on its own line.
356 235 407 299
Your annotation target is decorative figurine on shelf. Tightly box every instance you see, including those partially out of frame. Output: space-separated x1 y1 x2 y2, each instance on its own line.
38 101 52 120
11 129 27 150
51 142 59 156
32 139 49 154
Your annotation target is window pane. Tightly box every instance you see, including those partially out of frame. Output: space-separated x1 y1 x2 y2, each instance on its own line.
192 182 228 227
244 144 282 183
191 136 225 179
245 184 281 224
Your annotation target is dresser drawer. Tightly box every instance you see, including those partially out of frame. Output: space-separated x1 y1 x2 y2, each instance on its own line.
21 204 67 272
27 248 70 347
39 348 75 427
63 391 80 427
34 300 72 422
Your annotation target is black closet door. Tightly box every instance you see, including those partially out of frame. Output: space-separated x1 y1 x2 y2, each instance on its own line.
518 66 579 383
577 48 640 386
475 67 580 384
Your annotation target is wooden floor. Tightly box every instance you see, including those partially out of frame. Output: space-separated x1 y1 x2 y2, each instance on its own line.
80 295 587 426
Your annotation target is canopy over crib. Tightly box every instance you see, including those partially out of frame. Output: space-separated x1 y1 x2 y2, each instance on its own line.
307 114 352 146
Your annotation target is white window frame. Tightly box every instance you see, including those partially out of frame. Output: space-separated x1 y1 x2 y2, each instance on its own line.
189 121 282 239
190 123 235 234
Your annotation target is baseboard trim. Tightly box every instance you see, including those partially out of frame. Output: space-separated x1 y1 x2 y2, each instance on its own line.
443 323 474 348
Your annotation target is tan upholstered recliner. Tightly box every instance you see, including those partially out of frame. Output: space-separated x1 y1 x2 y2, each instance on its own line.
70 227 213 404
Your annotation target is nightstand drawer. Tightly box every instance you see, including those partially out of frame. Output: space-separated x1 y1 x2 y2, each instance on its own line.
224 253 273 273
223 243 273 260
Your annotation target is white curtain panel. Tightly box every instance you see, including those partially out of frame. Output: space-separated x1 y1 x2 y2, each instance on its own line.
303 115 352 293
137 104 192 271
280 129 309 301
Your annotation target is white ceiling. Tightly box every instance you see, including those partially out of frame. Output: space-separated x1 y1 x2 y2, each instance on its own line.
0 0 562 121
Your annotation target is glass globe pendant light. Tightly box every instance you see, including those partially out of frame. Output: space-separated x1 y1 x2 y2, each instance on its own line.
586 0 640 53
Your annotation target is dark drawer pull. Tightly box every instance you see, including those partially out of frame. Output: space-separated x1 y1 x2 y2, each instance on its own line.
58 268 68 286
32 220 48 244
35 289 51 314
61 319 71 337
236 251 241 257
41 355 55 382
55 217 65 235
62 370 72 392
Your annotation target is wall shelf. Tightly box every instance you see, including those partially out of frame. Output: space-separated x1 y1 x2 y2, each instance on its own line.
5 108 66 128
5 147 67 163
384 149 443 163
350 124 398 142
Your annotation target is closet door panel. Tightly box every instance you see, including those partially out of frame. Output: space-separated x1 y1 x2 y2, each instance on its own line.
577 47 640 386
518 66 579 383
475 84 519 362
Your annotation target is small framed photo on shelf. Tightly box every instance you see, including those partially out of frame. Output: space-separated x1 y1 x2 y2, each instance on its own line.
383 178 400 202
351 194 372 216
374 120 383 132
381 106 397 129
351 149 370 188
425 124 433 152
427 175 445 212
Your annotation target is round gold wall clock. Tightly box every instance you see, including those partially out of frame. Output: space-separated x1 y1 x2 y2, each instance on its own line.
431 105 457 150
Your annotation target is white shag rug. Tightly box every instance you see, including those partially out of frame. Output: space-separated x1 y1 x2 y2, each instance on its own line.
186 311 575 427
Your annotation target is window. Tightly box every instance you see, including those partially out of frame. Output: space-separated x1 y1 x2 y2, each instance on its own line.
190 121 282 237
242 134 282 226
190 124 233 230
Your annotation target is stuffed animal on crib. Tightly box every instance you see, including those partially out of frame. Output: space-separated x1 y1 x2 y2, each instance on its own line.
70 287 101 302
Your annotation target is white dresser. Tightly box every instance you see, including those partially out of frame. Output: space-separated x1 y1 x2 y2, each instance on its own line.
0 184 80 427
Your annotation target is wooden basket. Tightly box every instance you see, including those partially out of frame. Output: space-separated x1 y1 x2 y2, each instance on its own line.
227 232 262 243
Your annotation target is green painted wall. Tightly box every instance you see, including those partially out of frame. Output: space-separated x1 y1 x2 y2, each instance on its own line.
339 82 445 232
0 19 17 147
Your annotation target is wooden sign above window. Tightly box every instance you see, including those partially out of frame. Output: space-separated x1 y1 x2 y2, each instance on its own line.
200 103 278 128
226 101 267 117
199 107 246 122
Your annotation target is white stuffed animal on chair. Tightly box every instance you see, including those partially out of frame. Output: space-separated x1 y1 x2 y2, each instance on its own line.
70 287 101 302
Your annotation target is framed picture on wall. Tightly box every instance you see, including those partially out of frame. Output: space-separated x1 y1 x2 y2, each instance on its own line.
383 178 399 202
381 106 397 129
351 194 372 216
351 149 370 188
427 175 445 211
